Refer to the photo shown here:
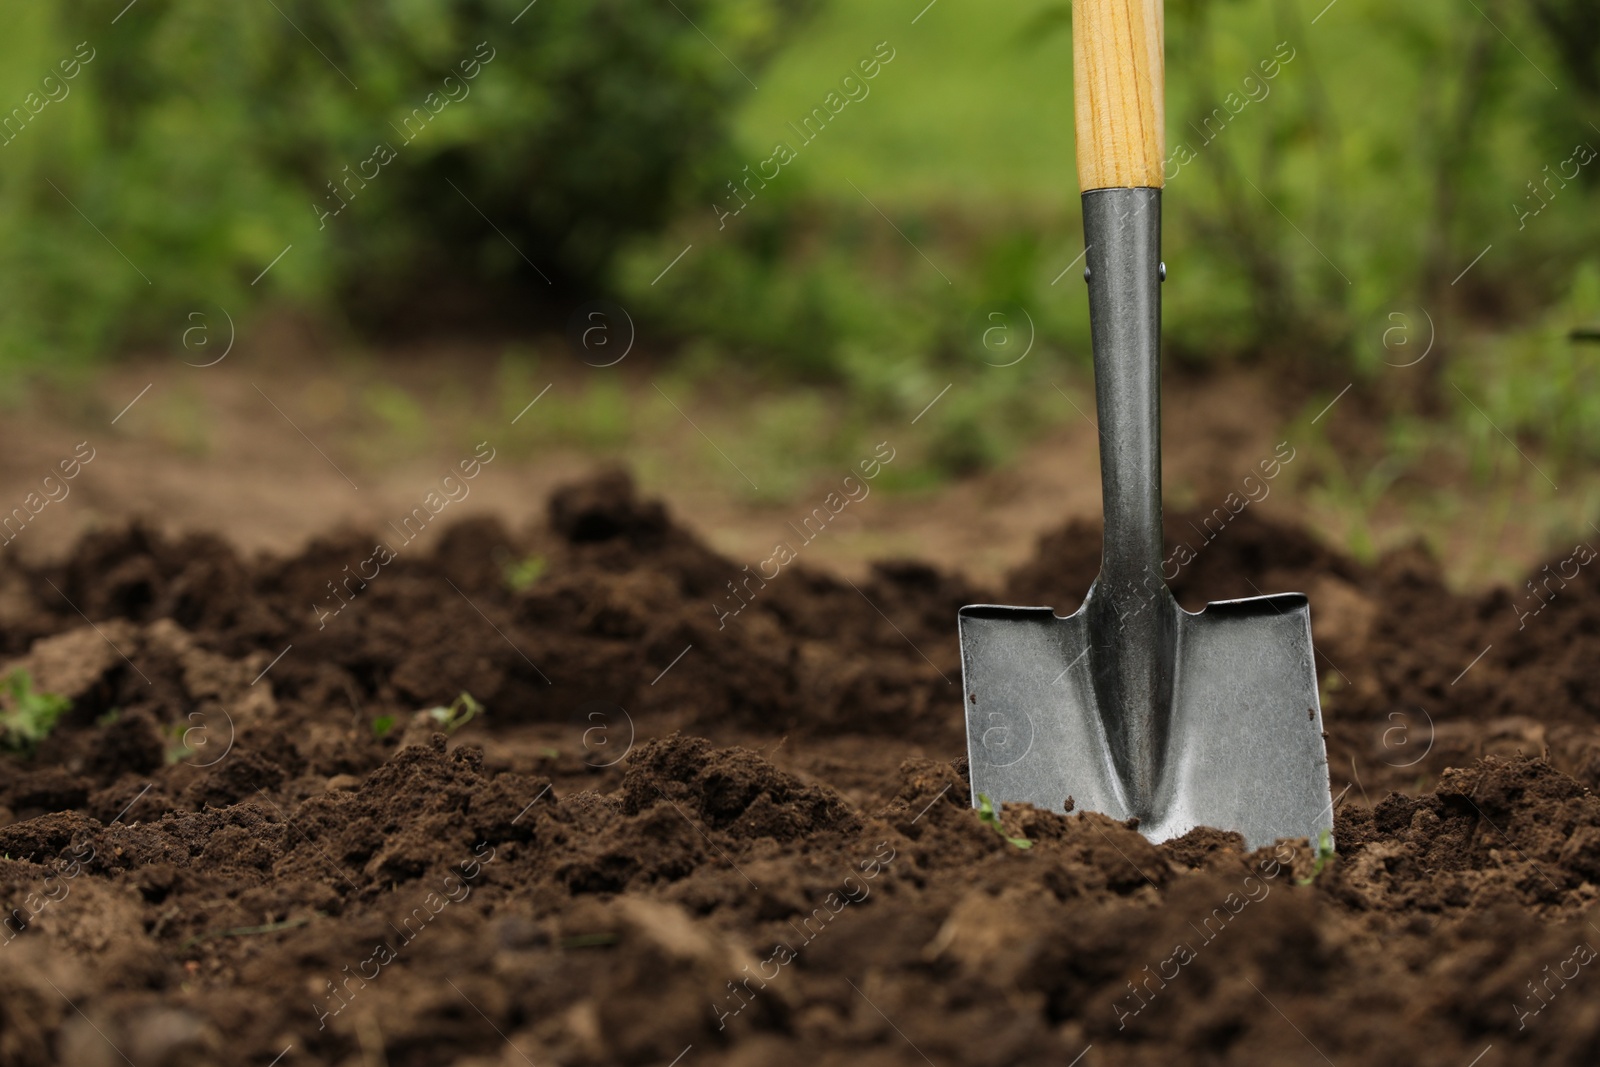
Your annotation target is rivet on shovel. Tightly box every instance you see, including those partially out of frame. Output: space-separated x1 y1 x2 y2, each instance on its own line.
957 0 1333 850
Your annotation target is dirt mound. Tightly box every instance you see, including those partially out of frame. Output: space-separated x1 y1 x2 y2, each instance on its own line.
1 470 1599 1064
620 734 861 840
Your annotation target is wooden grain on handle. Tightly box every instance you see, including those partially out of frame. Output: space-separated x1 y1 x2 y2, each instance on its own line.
1073 0 1165 191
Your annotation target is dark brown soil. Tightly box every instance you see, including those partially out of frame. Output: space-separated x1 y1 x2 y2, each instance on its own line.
2 469 1599 1066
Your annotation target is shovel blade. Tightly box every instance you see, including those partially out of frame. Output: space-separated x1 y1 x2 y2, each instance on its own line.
958 594 1332 850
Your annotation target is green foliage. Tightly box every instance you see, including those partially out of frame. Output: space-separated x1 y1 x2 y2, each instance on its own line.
0 669 71 754
371 714 396 739
0 0 813 373
426 691 482 735
620 210 1074 479
617 0 1600 463
1463 260 1600 461
503 554 547 592
975 792 1033 850
4 0 1597 485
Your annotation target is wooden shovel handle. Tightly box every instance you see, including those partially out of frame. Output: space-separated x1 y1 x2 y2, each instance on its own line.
1073 0 1165 191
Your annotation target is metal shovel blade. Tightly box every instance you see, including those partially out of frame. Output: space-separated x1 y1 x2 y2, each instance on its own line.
958 591 1333 849
957 188 1333 850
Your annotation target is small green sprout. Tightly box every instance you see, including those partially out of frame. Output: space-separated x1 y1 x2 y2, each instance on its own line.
180 914 315 949
559 932 620 949
96 708 122 727
371 715 396 739
976 793 1032 849
426 692 483 734
1296 830 1336 885
504 555 547 591
162 720 194 764
0 669 71 754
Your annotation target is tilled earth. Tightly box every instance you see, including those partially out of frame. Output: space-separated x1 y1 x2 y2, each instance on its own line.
2 469 1599 1066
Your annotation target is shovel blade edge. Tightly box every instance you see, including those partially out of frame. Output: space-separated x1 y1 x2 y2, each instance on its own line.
957 595 1333 851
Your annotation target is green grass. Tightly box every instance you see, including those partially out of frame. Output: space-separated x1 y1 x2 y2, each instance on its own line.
362 383 435 458
734 0 1078 212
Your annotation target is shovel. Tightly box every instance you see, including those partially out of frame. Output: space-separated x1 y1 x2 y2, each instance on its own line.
957 0 1332 850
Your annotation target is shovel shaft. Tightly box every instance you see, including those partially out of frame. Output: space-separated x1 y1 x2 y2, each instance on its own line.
1084 190 1164 590
1077 2 1172 817
1083 189 1172 817
1076 0 1168 584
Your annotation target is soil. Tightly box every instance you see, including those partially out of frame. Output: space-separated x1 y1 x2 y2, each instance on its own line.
2 468 1599 1066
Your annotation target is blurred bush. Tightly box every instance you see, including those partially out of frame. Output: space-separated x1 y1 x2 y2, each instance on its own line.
616 0 1600 459
0 0 811 371
6 0 1600 475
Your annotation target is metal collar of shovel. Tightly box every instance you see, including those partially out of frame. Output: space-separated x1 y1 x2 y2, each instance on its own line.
956 0 1333 851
